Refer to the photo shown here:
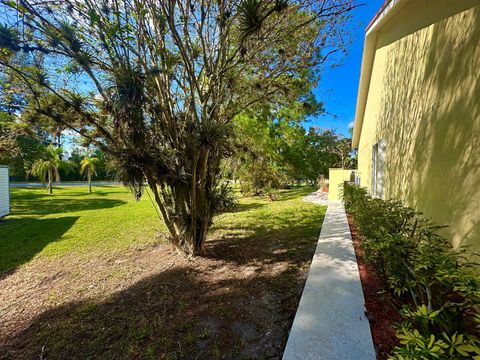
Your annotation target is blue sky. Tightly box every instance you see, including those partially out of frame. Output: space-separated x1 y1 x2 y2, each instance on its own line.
308 1 384 136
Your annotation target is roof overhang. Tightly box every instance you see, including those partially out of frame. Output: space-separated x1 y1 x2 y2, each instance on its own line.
352 0 405 148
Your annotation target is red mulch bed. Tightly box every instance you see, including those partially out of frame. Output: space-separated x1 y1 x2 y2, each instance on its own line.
347 214 402 360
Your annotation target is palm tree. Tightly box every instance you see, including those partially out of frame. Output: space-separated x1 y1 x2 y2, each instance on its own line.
80 156 99 194
31 145 73 194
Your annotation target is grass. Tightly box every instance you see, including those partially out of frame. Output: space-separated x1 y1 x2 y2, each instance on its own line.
0 186 323 273
0 185 326 359
0 186 163 272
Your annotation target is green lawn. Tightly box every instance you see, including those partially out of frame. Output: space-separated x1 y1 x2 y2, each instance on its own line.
0 185 326 359
0 186 162 272
0 185 323 273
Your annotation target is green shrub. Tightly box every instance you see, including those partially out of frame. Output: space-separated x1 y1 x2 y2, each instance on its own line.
238 161 289 198
342 183 480 359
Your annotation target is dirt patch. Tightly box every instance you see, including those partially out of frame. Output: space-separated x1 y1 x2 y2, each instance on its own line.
347 214 402 360
0 226 318 359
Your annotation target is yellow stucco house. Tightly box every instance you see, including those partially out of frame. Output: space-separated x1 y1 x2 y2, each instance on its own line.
352 0 480 251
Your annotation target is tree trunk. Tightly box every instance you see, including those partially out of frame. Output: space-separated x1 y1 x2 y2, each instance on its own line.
144 148 213 257
87 170 92 194
193 222 208 255
191 148 210 256
145 174 182 249
47 169 53 194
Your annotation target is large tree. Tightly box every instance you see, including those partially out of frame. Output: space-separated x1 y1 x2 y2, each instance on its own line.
0 0 356 255
302 127 338 183
232 98 323 195
0 111 46 179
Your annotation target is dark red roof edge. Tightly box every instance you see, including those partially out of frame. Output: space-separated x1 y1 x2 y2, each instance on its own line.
366 0 394 32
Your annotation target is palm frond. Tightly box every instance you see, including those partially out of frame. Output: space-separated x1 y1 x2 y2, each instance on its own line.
238 0 264 39
31 160 49 181
30 145 74 182
80 156 99 175
238 0 289 39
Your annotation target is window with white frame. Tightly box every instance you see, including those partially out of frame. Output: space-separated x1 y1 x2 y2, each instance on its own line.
371 139 386 198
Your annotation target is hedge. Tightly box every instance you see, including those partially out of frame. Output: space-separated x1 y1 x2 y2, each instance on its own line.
342 183 480 359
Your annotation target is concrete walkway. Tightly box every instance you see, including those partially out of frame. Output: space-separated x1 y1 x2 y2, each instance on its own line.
282 193 375 360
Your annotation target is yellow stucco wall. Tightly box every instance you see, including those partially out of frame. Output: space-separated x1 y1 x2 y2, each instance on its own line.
357 0 480 251
328 169 355 201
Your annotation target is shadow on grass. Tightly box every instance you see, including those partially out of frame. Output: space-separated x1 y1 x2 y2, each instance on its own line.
208 200 325 266
206 211 323 266
0 217 79 275
11 198 127 215
0 186 324 359
231 202 267 213
0 264 308 360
